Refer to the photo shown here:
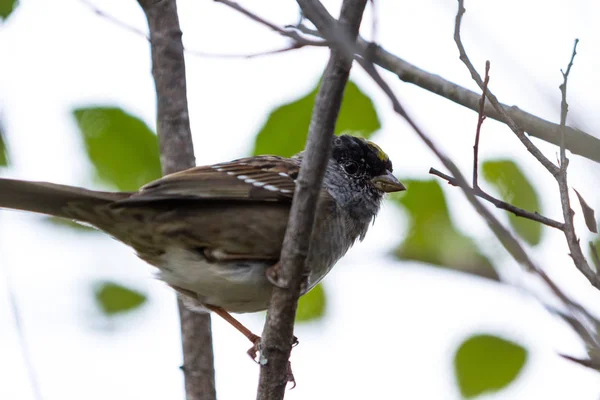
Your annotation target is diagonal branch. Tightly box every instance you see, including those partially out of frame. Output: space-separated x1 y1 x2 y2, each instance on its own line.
136 1 216 399
256 1 367 398
430 168 565 230
81 0 600 165
454 2 600 291
295 0 600 353
294 25 600 165
453 2 558 177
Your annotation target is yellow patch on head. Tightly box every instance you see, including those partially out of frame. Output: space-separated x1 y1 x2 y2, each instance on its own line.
364 140 389 162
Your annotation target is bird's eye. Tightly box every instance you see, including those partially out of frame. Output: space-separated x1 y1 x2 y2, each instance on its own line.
344 161 359 175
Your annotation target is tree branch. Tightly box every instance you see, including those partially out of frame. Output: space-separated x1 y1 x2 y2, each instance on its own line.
430 168 565 230
289 0 600 353
293 25 600 166
454 1 600 291
453 2 559 177
83 0 600 165
556 40 596 286
136 1 216 399
472 60 489 189
255 1 367 398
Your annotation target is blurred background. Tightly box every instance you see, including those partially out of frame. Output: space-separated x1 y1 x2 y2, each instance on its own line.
1 0 600 399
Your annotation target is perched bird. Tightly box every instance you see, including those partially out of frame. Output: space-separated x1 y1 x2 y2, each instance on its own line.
0 134 404 353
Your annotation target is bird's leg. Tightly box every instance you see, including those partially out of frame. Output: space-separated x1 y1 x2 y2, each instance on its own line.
173 285 298 386
204 304 262 360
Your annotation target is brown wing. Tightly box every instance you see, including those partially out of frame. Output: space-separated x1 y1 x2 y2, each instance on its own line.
96 156 300 263
120 156 299 204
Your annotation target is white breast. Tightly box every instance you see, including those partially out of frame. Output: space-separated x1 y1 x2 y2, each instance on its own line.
154 246 274 313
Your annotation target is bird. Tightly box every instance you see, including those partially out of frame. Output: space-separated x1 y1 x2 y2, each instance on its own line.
0 134 404 357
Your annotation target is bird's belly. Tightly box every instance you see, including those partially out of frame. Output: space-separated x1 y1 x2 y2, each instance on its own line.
153 247 274 313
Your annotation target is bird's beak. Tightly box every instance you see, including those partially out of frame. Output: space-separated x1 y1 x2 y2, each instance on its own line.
371 171 406 193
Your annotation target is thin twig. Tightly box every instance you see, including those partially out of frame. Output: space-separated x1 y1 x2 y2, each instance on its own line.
473 60 490 189
454 2 600 290
256 1 367 398
560 354 600 371
454 1 559 177
1 267 43 400
214 0 326 47
430 167 565 230
556 39 600 276
185 42 326 59
136 0 216 399
81 0 600 165
80 0 150 40
293 24 600 166
555 39 595 285
292 0 600 349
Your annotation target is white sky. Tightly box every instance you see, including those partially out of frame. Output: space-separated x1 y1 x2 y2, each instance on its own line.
1 0 600 399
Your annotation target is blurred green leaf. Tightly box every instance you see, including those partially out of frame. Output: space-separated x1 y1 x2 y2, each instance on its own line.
253 80 380 157
0 124 7 166
589 240 600 273
482 160 542 246
0 0 17 20
455 334 527 398
73 107 161 191
296 283 326 322
43 216 98 232
392 179 497 280
95 281 147 315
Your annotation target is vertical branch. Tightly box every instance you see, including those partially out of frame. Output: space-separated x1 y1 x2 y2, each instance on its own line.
136 1 216 399
472 60 489 189
556 40 590 276
256 1 367 399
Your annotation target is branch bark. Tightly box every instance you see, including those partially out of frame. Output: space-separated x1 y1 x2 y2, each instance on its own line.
298 25 600 165
137 1 216 399
255 1 367 399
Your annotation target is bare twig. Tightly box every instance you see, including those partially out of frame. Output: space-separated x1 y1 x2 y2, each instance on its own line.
454 2 600 290
81 0 149 40
255 1 367 398
136 1 216 399
555 39 595 285
294 25 600 166
472 60 490 189
430 167 565 230
185 42 325 60
292 0 600 350
83 0 600 165
214 0 326 47
454 2 559 177
560 354 600 371
1 268 43 400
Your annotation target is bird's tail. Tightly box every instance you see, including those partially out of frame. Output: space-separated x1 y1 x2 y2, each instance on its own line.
0 178 131 221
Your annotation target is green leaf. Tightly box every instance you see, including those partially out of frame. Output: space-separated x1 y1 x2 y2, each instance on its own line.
0 0 18 20
253 80 380 157
392 179 498 280
482 160 542 245
455 334 527 398
73 107 161 191
95 281 147 315
589 240 600 273
0 124 7 167
296 283 326 322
